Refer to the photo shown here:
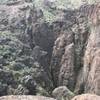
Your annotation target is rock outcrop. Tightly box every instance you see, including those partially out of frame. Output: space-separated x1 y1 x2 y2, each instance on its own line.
50 7 89 92
0 0 100 99
83 4 100 95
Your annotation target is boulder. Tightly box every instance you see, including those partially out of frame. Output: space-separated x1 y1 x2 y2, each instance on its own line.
52 86 75 100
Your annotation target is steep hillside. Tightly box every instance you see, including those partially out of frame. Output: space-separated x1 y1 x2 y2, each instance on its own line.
0 0 100 100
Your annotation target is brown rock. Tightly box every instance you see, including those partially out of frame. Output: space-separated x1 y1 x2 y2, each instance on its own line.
59 43 75 90
50 29 74 88
83 4 100 94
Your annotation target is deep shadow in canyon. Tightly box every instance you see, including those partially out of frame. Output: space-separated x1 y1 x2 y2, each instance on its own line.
0 0 100 100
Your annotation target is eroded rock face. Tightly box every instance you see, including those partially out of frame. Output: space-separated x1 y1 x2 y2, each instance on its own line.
50 8 89 92
0 0 100 98
83 5 100 95
50 28 74 88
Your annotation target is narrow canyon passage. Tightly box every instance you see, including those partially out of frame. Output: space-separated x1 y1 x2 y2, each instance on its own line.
0 0 100 100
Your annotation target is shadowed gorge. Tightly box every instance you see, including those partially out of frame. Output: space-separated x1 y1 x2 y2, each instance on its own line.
0 0 100 100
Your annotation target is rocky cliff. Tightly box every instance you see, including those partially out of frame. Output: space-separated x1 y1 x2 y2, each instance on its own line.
0 0 100 100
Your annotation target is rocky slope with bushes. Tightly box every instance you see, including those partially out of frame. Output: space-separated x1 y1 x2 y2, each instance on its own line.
0 0 100 100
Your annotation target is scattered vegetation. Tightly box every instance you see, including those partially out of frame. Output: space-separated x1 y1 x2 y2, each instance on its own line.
33 0 99 23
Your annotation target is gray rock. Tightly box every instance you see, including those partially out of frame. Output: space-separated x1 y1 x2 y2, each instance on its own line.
52 86 75 100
